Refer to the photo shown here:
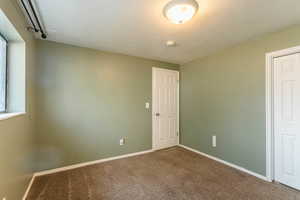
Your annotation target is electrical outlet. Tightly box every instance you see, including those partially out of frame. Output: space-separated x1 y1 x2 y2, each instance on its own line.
212 135 216 147
120 138 125 145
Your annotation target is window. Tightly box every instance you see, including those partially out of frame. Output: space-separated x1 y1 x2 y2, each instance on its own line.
0 34 7 112
0 11 26 119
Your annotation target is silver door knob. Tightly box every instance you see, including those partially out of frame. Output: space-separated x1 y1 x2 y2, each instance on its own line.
155 113 160 116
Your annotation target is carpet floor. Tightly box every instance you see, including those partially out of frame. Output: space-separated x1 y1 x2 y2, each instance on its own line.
26 147 300 200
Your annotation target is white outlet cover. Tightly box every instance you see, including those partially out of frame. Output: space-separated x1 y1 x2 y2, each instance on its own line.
212 136 217 147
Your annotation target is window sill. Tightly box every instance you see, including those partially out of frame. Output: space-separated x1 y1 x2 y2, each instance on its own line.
0 112 26 121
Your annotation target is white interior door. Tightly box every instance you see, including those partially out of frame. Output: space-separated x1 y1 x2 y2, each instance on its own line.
152 67 179 150
274 53 300 190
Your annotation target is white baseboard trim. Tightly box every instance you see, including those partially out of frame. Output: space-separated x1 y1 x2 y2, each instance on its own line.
34 149 154 177
22 174 36 200
178 144 270 182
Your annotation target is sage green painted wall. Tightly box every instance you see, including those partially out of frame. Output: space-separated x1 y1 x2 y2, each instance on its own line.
180 25 300 176
0 1 37 199
35 40 179 171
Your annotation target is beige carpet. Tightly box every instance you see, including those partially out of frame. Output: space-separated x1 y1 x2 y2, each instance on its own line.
26 147 300 200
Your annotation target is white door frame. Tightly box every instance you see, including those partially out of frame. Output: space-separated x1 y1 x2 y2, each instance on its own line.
266 45 300 182
152 67 179 150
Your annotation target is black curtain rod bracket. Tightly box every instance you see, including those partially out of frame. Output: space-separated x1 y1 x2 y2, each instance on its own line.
20 0 47 39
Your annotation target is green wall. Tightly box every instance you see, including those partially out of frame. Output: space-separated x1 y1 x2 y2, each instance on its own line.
180 25 300 176
0 0 37 199
35 40 179 171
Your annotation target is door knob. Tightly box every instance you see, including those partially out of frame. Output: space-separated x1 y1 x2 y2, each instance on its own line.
155 113 160 116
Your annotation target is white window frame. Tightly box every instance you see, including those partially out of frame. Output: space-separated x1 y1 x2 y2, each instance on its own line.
0 33 7 113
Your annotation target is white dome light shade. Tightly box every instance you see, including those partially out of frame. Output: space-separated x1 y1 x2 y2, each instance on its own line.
164 0 199 24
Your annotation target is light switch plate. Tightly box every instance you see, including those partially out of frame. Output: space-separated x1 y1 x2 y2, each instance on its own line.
120 138 125 145
145 102 150 109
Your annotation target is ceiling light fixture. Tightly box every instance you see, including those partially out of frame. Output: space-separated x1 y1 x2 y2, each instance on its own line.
163 0 199 24
166 40 177 47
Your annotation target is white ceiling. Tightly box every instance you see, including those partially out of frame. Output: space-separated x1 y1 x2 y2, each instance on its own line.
34 0 300 64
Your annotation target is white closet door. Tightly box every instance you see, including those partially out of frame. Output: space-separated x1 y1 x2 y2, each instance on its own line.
152 68 179 150
274 53 300 190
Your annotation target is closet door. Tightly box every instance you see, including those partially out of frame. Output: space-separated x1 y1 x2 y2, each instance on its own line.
274 53 300 190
